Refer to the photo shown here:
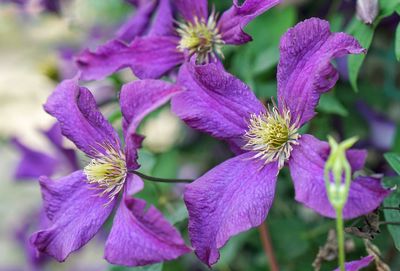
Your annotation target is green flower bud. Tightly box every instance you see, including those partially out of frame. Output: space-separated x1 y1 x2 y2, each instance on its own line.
324 136 358 210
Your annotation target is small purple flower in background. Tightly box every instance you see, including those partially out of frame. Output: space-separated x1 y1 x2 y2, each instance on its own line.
0 0 64 14
170 18 389 265
12 123 78 180
39 0 62 14
30 78 190 266
356 101 396 151
15 210 50 270
75 0 281 81
334 255 374 271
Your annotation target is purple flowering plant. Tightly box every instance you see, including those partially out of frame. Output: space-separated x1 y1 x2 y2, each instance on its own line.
170 18 390 266
75 0 281 80
30 78 191 266
3 0 400 270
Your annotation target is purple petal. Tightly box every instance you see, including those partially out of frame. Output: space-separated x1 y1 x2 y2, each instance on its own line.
347 148 367 172
125 174 144 195
174 0 208 22
124 133 144 171
148 0 175 36
288 134 390 219
357 102 396 150
44 79 120 157
217 0 280 45
43 123 79 172
76 36 183 80
120 79 183 168
104 190 190 266
121 79 184 131
334 255 374 271
30 170 115 261
171 62 264 150
185 152 279 266
277 18 365 126
116 0 157 43
11 138 59 180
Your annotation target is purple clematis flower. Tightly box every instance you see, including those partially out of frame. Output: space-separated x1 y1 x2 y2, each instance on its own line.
75 0 281 81
12 123 78 180
169 18 390 265
334 255 374 271
30 78 191 266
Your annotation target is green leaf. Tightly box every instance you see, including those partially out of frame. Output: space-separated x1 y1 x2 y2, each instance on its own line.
384 192 400 252
383 176 400 190
346 19 375 92
346 0 400 91
379 0 400 18
317 93 348 117
393 126 400 152
215 230 253 267
395 23 400 61
384 153 400 175
230 6 296 79
151 150 179 179
269 218 310 260
253 47 279 75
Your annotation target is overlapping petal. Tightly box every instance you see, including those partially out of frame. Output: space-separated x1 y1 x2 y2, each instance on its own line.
174 0 208 22
277 18 365 126
104 188 190 266
185 152 279 266
288 134 389 219
147 0 175 36
43 123 79 171
121 79 184 132
11 138 58 180
218 0 280 44
116 0 157 42
44 79 120 156
76 36 182 80
120 79 183 168
125 174 144 196
31 171 115 261
334 255 374 271
172 62 264 149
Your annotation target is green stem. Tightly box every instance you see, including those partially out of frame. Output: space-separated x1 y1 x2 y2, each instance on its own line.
336 207 345 271
129 170 194 183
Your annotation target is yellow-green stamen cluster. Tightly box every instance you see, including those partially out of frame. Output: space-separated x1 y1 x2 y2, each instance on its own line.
177 13 224 63
84 143 127 203
243 105 300 169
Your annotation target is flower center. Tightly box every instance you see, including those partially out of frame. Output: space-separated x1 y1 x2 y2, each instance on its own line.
243 105 300 169
84 143 127 202
177 13 224 63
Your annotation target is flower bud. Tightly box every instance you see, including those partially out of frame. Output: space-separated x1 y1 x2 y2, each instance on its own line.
356 0 379 25
324 136 358 209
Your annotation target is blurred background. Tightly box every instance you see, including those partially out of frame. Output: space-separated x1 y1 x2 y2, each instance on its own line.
0 0 399 270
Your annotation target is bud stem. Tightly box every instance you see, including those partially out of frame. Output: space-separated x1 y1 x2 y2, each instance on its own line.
336 207 345 271
324 136 358 271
